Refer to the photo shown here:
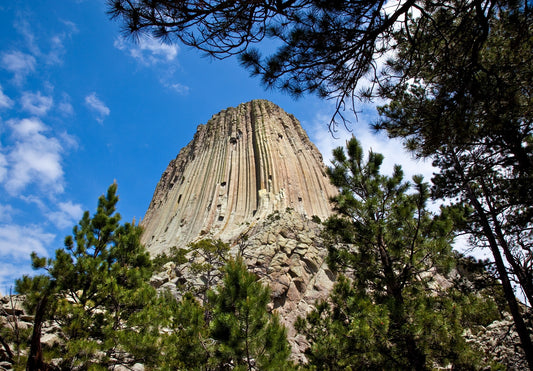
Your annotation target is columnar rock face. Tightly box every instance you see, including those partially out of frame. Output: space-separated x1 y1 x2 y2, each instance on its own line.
141 100 339 359
141 100 338 255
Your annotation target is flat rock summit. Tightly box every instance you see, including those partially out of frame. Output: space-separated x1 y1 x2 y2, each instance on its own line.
141 99 337 255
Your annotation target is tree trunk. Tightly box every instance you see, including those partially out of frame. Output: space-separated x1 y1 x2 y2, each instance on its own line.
462 179 533 369
26 294 48 371
377 236 428 370
0 333 14 363
479 179 533 305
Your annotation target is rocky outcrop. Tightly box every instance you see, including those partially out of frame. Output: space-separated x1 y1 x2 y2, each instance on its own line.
141 100 338 255
464 313 530 370
148 209 336 360
237 209 335 360
0 295 61 370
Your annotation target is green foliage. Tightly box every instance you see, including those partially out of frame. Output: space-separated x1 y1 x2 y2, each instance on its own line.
109 0 512 126
121 257 291 370
116 290 210 369
377 5 533 363
106 0 531 366
188 239 230 306
311 215 322 224
152 245 188 271
453 254 508 321
296 275 392 369
164 292 211 368
267 210 281 221
9 187 291 370
16 184 156 369
299 138 487 370
208 257 290 370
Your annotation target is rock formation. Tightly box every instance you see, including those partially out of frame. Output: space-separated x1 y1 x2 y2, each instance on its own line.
141 99 339 358
148 209 336 360
141 99 338 255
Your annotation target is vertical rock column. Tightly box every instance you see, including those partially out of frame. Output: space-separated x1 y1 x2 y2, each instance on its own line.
141 100 338 255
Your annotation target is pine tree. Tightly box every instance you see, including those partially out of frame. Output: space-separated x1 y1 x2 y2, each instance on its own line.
297 137 491 370
108 0 516 126
188 239 230 308
115 289 210 369
208 257 290 370
162 291 211 369
16 184 156 370
377 8 533 366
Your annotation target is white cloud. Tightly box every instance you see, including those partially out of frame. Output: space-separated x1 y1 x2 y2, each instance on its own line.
59 131 78 150
0 224 53 261
0 85 14 109
14 16 76 66
47 201 83 229
0 262 34 295
0 204 15 223
308 108 436 182
19 194 47 211
85 92 110 123
58 101 74 116
0 152 7 183
115 35 179 65
46 35 66 65
45 26 76 66
0 223 54 293
58 93 74 116
4 118 65 195
114 35 187 94
61 19 78 34
10 116 46 137
1 51 36 84
21 91 54 116
14 17 40 56
165 82 190 95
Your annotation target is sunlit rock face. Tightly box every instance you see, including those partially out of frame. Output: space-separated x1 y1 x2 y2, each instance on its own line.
141 99 337 255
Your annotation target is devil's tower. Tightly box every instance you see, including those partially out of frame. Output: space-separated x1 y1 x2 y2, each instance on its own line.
141 100 337 254
142 100 339 358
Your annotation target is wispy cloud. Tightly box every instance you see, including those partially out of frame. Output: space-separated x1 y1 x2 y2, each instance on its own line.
85 92 110 123
3 118 66 195
46 34 67 65
21 91 54 116
0 223 55 292
58 93 74 116
0 85 14 109
0 224 53 261
14 16 40 56
0 11 85 294
45 23 78 66
0 153 6 184
1 51 36 84
114 35 179 65
0 262 34 295
47 201 83 229
115 35 189 95
163 81 190 95
0 204 15 223
14 15 76 66
307 106 436 182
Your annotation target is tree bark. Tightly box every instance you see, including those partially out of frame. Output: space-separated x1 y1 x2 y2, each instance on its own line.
26 294 48 371
0 333 14 363
454 154 533 369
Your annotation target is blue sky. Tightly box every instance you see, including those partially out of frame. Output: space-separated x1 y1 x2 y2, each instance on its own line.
0 0 439 293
